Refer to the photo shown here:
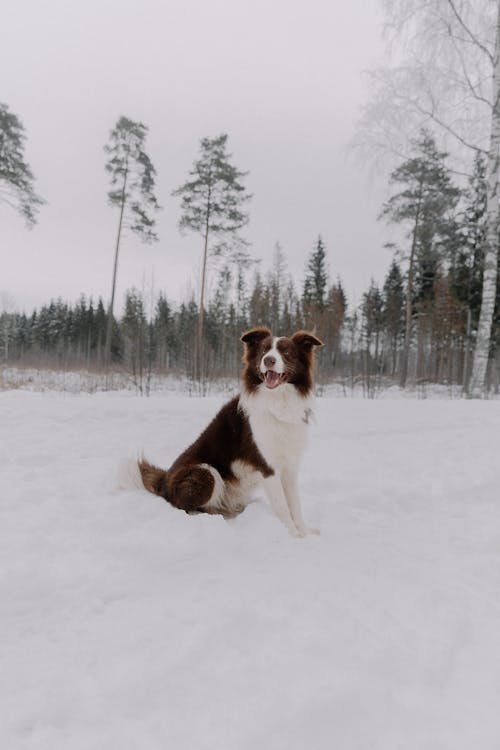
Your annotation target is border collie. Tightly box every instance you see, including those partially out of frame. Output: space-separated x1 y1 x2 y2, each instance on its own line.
132 327 323 537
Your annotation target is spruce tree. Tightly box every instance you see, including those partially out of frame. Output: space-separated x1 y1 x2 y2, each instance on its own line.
154 294 175 370
303 236 329 312
449 153 489 389
121 288 149 392
362 281 384 375
324 280 347 371
382 260 405 376
453 153 487 326
268 242 288 332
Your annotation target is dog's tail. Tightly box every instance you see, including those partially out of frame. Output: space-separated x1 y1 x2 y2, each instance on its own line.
118 456 170 499
138 457 170 498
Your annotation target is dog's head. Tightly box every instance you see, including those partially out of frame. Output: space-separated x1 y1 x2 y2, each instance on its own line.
240 327 323 395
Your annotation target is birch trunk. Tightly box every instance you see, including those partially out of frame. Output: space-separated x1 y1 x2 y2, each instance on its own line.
468 0 500 397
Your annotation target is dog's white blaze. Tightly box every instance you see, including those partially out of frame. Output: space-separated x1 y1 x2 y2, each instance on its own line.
259 336 285 375
238 386 315 536
239 385 313 471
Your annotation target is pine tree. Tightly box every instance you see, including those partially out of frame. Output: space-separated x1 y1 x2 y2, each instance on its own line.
104 116 161 362
0 102 44 226
380 130 460 386
173 133 250 381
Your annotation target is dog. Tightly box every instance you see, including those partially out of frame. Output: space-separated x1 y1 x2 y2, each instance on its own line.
131 327 323 537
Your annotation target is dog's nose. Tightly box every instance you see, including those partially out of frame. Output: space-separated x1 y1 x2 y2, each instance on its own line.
264 355 276 369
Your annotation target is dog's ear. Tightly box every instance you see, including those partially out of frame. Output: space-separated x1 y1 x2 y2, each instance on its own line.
241 327 272 346
291 331 324 350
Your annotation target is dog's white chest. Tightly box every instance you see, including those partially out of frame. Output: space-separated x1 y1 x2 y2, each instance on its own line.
240 385 312 471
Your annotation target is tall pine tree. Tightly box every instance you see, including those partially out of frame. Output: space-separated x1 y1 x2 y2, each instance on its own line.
104 116 161 363
0 102 44 225
380 130 460 386
173 134 250 382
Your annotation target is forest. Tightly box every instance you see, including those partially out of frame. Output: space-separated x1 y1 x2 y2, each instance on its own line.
2 130 500 396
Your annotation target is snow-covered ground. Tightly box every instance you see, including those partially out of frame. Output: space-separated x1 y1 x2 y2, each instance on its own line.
1 390 500 750
2 364 488 399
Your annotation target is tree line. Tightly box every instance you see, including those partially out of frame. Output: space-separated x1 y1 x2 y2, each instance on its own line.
1 106 251 384
2 127 500 395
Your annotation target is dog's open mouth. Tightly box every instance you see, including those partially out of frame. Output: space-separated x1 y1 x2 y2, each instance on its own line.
264 371 285 389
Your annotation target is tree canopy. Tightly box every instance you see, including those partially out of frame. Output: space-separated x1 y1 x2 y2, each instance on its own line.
0 102 44 226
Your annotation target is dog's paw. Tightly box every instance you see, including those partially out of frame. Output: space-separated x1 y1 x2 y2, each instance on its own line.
305 526 320 536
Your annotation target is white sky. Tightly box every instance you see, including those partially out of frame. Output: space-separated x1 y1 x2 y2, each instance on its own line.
1 0 389 314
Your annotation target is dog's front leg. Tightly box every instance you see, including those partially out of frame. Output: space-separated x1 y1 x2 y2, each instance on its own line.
282 468 319 536
262 474 302 537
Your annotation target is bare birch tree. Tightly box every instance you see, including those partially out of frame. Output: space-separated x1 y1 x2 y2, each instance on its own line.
355 0 500 395
470 1 500 395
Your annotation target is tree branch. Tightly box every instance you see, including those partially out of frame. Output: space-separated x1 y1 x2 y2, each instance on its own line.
445 0 494 64
390 83 487 155
446 23 492 107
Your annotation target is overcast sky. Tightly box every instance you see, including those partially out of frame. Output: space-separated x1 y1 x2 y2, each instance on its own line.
1 0 389 314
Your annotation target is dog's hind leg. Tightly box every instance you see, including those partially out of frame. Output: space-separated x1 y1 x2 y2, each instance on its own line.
168 463 225 514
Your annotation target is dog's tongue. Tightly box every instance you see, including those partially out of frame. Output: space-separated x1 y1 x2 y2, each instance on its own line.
265 371 281 389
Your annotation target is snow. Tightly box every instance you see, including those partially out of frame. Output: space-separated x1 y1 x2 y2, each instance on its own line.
1 390 500 749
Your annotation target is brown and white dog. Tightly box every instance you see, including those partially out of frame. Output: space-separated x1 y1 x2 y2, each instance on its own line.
130 327 323 537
